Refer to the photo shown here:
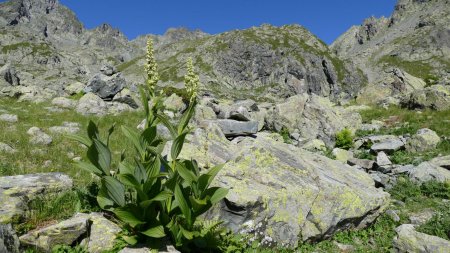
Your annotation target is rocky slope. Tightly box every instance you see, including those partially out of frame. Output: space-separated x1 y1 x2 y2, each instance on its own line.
331 0 450 105
0 0 367 103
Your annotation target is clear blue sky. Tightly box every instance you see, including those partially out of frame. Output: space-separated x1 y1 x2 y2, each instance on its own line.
27 0 399 44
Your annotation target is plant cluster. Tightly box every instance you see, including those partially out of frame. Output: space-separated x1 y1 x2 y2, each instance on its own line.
70 38 228 252
335 128 354 150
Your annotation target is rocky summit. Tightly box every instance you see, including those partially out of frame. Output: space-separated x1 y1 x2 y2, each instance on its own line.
0 0 450 252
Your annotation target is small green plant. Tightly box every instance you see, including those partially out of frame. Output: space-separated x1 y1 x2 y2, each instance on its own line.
335 128 353 150
69 39 228 252
52 245 88 253
418 205 450 240
280 127 292 144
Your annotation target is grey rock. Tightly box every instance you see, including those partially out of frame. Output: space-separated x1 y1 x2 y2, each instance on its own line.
0 224 20 253
27 127 52 145
76 213 121 253
209 119 258 137
391 164 415 175
370 171 396 189
0 114 18 123
0 143 16 154
0 173 73 224
393 224 450 253
100 64 117 76
333 241 355 253
119 244 180 253
409 209 435 226
49 122 80 134
229 106 251 121
429 155 450 170
203 135 389 248
376 151 392 167
163 93 186 115
19 215 89 252
403 85 450 111
266 94 362 146
0 64 20 86
51 97 77 109
301 139 327 152
408 161 450 183
370 138 404 154
76 93 108 116
112 88 138 109
386 210 400 222
406 128 441 153
347 158 375 170
64 82 85 96
332 148 353 162
84 73 125 100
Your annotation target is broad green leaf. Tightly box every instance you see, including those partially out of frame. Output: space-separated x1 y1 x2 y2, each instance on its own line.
176 162 197 184
206 187 229 204
180 226 194 240
171 132 188 160
140 190 172 208
156 114 177 138
106 123 116 146
117 173 140 188
75 161 103 176
178 101 196 134
199 164 225 192
122 235 138 245
97 185 114 210
139 86 150 117
119 162 134 174
103 176 125 207
122 126 144 156
175 184 191 225
113 207 146 227
141 126 157 145
134 159 147 183
66 134 91 147
87 121 99 140
93 139 111 174
146 157 161 179
141 225 166 238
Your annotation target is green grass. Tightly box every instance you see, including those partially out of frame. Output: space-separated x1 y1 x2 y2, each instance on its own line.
0 98 143 186
377 55 434 80
116 56 144 72
1 42 53 57
356 106 450 164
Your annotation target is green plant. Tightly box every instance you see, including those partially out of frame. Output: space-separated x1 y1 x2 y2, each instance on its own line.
69 39 228 252
52 245 88 253
280 127 292 144
335 128 354 150
418 204 450 240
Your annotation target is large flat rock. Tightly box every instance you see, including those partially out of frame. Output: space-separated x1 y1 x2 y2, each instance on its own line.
178 126 389 248
0 173 73 224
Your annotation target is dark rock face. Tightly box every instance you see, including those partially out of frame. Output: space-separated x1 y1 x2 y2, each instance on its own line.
0 224 20 253
84 73 125 100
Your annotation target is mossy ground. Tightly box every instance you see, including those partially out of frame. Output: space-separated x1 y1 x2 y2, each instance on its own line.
355 106 450 165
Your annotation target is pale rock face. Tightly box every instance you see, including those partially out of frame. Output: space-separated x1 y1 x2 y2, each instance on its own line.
0 114 18 123
27 126 52 145
393 224 450 253
406 128 441 152
76 93 108 115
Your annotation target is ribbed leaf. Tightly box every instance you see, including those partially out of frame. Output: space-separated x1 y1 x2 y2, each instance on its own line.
206 187 229 204
93 139 111 174
171 132 188 160
122 125 144 156
141 225 166 238
66 134 91 147
97 185 114 210
141 126 157 145
113 207 146 227
75 161 103 176
178 101 196 134
122 235 138 246
139 86 149 117
103 176 125 207
140 190 172 208
87 121 99 140
176 162 197 184
146 157 161 179
175 184 191 224
106 123 116 146
156 114 177 138
180 226 194 240
118 162 134 174
198 164 224 193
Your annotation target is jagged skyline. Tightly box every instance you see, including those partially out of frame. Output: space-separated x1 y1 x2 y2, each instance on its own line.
57 0 396 44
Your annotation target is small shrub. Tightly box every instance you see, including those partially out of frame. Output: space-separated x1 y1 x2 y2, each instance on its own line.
335 128 354 150
280 127 292 144
52 245 88 253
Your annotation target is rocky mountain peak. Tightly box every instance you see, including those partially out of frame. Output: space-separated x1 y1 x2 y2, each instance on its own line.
94 23 125 38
